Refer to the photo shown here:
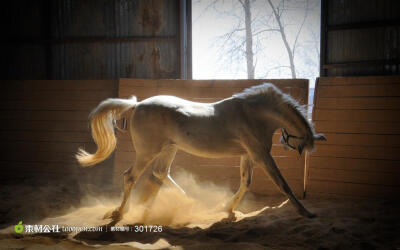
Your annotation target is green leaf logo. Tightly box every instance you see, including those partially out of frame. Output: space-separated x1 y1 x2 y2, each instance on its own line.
14 221 24 233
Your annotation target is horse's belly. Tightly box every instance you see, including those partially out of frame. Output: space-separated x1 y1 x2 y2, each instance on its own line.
174 135 246 158
178 146 245 158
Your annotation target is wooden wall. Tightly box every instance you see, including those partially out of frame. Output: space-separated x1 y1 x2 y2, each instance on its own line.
0 0 190 80
115 79 309 197
307 76 400 197
321 0 400 76
0 80 118 185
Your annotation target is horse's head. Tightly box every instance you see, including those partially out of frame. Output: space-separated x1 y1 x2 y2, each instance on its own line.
280 127 326 155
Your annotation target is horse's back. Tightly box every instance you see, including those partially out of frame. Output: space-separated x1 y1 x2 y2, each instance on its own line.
134 95 215 119
130 95 215 138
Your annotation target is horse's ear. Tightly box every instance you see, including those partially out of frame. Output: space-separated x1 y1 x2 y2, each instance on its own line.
314 133 327 141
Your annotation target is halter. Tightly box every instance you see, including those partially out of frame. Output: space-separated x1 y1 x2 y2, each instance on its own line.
281 127 304 150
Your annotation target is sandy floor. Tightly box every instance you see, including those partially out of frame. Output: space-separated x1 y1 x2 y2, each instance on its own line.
1 172 399 250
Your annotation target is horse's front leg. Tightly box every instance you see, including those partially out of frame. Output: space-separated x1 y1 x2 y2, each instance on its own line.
251 150 316 218
224 154 253 219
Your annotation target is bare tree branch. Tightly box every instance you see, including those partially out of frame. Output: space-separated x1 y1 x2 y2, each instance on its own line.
252 28 280 37
267 0 297 78
292 0 309 60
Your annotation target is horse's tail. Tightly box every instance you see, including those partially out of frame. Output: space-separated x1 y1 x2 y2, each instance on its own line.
76 96 137 167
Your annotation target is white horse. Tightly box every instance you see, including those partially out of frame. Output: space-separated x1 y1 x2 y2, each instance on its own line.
76 83 326 221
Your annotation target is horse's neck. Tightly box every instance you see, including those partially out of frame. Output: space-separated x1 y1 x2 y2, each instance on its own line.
278 104 311 136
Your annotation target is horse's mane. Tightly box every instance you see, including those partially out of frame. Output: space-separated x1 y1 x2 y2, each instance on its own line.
233 83 314 133
233 83 305 114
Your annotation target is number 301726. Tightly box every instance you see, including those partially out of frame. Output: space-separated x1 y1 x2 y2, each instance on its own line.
134 225 163 233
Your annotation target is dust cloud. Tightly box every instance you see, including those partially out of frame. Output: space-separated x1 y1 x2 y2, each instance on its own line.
39 170 255 229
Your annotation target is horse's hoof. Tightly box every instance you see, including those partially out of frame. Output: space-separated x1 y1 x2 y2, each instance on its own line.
307 212 317 219
103 209 122 221
103 209 113 219
299 210 317 219
219 211 237 223
227 211 237 221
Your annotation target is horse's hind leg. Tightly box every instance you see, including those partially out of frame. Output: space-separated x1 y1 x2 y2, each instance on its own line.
224 155 253 217
138 145 180 222
103 153 155 221
252 151 315 218
137 145 178 204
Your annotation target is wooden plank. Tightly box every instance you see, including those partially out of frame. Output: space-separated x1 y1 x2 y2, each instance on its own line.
1 131 92 143
308 157 400 173
118 86 159 98
308 168 400 186
314 133 400 147
0 120 90 132
0 100 100 111
308 76 400 198
317 76 400 86
1 90 114 101
314 121 400 134
318 84 400 97
159 79 309 90
316 97 400 109
0 80 116 184
156 86 243 99
313 109 400 122
0 160 111 177
311 80 320 121
0 110 90 121
0 151 78 163
0 161 76 175
1 80 118 91
271 146 306 157
119 79 159 88
310 144 400 160
0 141 95 153
307 180 400 198
119 78 309 89
250 178 303 196
0 151 112 168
